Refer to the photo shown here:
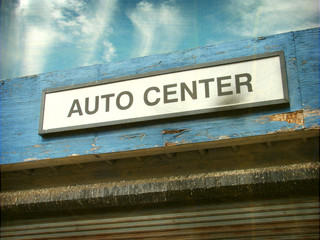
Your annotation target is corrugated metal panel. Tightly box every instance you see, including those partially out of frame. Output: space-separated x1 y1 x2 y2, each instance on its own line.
1 198 319 239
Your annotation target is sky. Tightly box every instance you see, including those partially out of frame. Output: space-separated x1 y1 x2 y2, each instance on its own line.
1 0 319 80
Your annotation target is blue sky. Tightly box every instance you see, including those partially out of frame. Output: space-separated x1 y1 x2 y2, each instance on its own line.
1 0 319 79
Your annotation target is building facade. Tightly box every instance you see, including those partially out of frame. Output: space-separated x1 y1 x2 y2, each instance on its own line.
1 28 319 239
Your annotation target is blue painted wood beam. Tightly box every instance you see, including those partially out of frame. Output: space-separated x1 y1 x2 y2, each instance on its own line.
1 28 319 170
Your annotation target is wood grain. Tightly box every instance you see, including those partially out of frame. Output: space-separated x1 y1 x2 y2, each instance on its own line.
1 28 319 170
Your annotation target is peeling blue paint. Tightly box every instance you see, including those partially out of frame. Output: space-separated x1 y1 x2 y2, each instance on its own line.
1 28 319 165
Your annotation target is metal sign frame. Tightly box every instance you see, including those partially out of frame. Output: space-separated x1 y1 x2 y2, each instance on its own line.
39 51 288 135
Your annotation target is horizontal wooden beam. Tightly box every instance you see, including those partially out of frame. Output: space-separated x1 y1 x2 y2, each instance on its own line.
1 28 319 169
1 128 318 172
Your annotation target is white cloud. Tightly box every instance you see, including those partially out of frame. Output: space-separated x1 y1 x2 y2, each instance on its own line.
22 27 58 76
10 0 118 77
103 41 116 62
12 0 58 76
225 0 319 38
128 1 187 57
49 0 118 65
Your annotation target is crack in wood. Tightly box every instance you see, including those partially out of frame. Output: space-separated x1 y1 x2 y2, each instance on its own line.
162 129 187 134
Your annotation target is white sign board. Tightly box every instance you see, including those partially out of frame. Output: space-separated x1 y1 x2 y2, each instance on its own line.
39 52 288 134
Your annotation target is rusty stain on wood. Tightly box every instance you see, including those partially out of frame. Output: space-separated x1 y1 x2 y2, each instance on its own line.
262 111 304 125
162 129 187 135
268 111 304 125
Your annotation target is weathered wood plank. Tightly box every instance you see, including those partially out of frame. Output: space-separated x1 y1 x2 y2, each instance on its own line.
294 28 320 128
1 28 319 169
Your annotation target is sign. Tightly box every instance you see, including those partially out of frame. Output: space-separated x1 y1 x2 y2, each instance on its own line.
39 51 288 135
